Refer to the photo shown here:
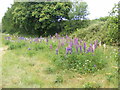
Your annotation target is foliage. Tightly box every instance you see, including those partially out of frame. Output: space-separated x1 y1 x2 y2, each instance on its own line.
98 16 110 22
60 20 90 35
69 1 89 20
71 16 118 46
2 2 72 36
71 21 106 42
8 41 26 50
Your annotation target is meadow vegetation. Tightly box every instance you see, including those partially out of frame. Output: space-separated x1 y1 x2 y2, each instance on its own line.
1 1 119 88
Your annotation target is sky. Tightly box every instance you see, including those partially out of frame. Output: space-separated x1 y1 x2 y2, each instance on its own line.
0 0 119 22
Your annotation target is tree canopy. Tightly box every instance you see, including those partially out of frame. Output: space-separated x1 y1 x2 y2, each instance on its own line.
2 2 72 36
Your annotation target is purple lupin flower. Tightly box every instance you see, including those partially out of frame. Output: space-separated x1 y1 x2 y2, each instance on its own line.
46 38 48 42
70 48 72 54
94 40 98 49
66 35 69 39
70 42 73 47
87 47 91 53
66 47 68 54
19 37 24 40
84 43 86 52
28 48 31 50
90 44 93 52
76 46 78 53
94 65 96 67
79 45 82 53
61 42 64 47
74 38 78 45
55 33 59 39
7 37 11 40
56 48 58 55
34 38 39 42
66 46 72 54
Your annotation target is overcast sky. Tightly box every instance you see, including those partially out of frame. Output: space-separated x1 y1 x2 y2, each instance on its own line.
0 0 119 22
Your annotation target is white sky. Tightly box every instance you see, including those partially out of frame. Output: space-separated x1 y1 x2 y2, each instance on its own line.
0 0 119 22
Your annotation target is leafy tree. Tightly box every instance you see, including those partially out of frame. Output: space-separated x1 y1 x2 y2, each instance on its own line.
106 3 119 45
69 0 89 20
2 2 72 36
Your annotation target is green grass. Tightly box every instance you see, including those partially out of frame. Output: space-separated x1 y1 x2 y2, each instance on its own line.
1 34 118 88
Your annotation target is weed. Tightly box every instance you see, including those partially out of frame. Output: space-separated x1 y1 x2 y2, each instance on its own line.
55 75 63 83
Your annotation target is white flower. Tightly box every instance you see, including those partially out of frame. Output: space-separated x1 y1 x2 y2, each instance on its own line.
103 44 106 49
99 41 101 46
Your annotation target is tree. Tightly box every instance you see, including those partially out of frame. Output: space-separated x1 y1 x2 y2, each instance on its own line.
2 2 72 36
106 2 119 45
69 0 89 20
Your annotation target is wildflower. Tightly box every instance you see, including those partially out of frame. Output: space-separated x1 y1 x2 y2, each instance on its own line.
76 46 78 53
87 47 91 53
80 40 83 43
94 65 96 67
50 44 52 49
28 48 31 50
70 42 73 47
19 37 24 40
99 41 101 47
56 48 58 55
46 38 48 43
66 46 72 54
61 42 64 47
66 48 68 54
34 38 39 42
74 38 78 45
66 35 68 38
103 44 106 50
55 33 58 36
84 43 86 52
92 44 95 52
79 45 82 52
7 37 11 40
